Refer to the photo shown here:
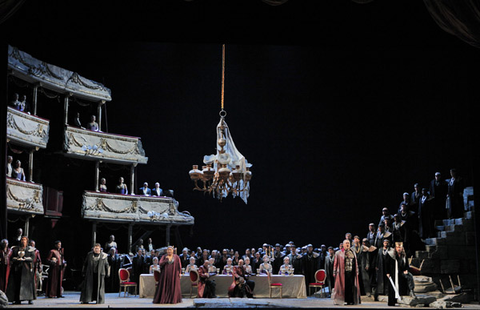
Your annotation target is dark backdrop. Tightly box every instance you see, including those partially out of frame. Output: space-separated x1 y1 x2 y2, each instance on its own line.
2 1 478 254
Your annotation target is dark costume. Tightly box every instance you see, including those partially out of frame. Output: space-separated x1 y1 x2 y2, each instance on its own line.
332 248 361 305
418 194 432 239
386 248 415 306
6 245 36 304
80 251 109 304
153 254 182 304
106 252 121 293
228 265 255 298
131 253 145 286
374 246 390 300
198 265 217 298
446 176 465 218
353 244 370 296
429 176 448 220
303 251 320 295
288 252 303 275
46 247 66 298
324 253 335 297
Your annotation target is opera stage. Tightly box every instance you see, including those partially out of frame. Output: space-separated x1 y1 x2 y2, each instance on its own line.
14 292 480 309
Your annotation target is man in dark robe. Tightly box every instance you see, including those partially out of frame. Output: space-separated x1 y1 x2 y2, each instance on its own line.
429 172 448 220
131 248 145 288
6 236 35 304
324 246 335 297
302 244 320 296
374 239 390 301
106 247 121 293
418 188 433 239
386 242 415 306
179 247 190 269
45 240 66 298
272 244 283 274
352 236 368 296
198 260 217 298
80 243 109 304
288 245 303 275
228 259 254 298
332 239 361 305
446 168 465 219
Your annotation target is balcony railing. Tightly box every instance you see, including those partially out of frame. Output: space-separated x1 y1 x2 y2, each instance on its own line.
64 126 148 164
7 107 50 149
6 178 44 215
81 191 194 225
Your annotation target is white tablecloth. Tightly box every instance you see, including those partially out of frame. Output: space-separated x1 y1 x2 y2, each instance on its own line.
139 273 306 299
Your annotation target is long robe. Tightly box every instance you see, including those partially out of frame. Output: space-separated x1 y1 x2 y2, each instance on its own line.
6 246 36 302
324 254 335 296
374 247 389 296
0 248 11 292
332 249 361 305
303 252 320 295
106 254 121 293
80 251 109 304
385 249 409 306
153 254 182 304
46 248 65 298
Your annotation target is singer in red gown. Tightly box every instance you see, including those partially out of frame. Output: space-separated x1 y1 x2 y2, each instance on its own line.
153 246 182 304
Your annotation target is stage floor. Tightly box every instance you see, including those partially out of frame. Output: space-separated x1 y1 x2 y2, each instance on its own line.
7 291 480 309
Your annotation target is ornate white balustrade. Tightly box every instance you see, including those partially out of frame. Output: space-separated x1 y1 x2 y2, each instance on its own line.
82 191 194 225
6 178 44 215
64 126 148 164
7 107 50 149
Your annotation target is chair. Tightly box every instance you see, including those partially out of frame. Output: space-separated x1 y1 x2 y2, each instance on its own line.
118 268 138 297
267 271 283 298
153 269 161 287
309 269 326 297
189 270 199 298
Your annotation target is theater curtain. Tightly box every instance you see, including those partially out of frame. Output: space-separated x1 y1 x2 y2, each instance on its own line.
0 0 26 25
423 0 480 48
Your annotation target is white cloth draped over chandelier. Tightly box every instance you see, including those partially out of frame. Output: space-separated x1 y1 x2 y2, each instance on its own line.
203 118 252 203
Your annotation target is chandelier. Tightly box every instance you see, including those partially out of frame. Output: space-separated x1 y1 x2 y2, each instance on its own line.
189 45 252 203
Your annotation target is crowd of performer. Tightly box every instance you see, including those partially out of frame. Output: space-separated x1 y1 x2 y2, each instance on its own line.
0 168 467 305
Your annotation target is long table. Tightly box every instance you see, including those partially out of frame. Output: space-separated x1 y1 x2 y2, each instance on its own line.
139 274 307 299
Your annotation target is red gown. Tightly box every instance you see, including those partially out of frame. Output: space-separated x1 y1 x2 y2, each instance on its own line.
153 254 182 304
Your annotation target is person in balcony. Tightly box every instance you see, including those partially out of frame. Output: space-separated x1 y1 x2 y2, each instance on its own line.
115 177 128 195
10 93 20 109
99 178 108 193
6 155 13 177
152 182 164 196
139 182 151 196
74 112 86 129
86 115 99 132
11 160 26 181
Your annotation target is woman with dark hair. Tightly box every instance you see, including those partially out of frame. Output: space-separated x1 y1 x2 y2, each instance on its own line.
11 160 26 181
153 245 182 304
